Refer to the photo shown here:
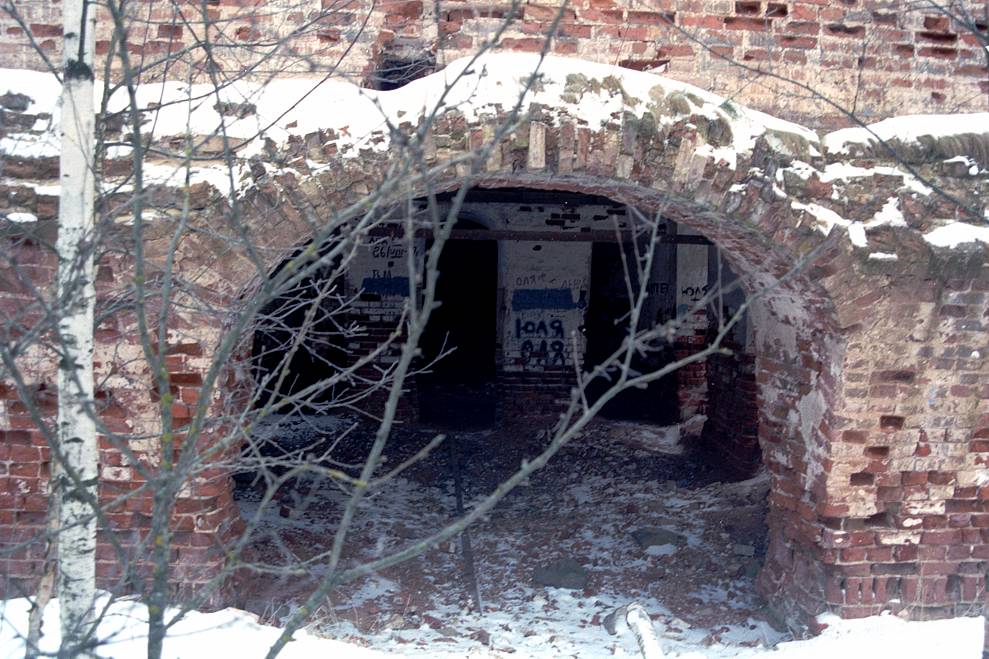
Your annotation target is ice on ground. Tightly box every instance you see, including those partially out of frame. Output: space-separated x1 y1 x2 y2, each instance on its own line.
735 613 984 659
0 594 385 658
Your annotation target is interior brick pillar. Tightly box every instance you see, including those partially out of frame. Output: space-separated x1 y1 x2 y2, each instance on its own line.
674 230 710 420
702 342 759 476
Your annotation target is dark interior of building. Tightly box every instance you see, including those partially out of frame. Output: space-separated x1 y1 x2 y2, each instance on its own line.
250 251 350 413
237 191 767 641
417 219 498 427
584 241 679 424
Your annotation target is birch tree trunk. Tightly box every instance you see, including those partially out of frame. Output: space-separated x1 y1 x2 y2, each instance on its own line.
55 0 98 655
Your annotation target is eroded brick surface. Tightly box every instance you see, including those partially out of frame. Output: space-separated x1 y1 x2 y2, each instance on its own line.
3 1 987 127
0 49 987 627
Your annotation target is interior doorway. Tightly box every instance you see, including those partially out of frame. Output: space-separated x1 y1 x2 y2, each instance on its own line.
417 220 498 427
583 241 679 424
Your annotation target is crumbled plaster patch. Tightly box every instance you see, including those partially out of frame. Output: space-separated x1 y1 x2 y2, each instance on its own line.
794 384 828 484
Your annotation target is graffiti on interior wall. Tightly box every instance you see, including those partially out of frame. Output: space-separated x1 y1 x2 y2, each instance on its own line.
511 289 585 367
371 242 410 259
648 282 671 296
515 317 565 339
511 288 588 312
680 284 709 301
356 239 423 298
361 275 411 296
515 317 566 367
676 283 709 315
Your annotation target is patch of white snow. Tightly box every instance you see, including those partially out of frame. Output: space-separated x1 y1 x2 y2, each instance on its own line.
923 222 989 248
824 113 989 155
3 212 37 223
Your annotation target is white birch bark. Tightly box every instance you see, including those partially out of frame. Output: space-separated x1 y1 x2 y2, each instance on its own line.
604 603 665 659
55 0 97 655
623 604 665 659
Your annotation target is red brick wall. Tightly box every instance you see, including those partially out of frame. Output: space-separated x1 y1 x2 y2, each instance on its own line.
675 308 710 420
3 1 986 128
702 343 760 476
497 369 576 420
2 70 987 627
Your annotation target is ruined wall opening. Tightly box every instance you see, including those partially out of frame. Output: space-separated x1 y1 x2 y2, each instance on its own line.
249 249 351 414
229 185 800 634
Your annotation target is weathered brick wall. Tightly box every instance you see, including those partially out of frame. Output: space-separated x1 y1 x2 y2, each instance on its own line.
0 230 241 602
813 272 989 619
674 309 709 419
703 343 759 475
1 57 987 627
3 1 987 128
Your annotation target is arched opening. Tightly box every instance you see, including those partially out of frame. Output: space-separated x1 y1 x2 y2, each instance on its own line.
227 181 843 654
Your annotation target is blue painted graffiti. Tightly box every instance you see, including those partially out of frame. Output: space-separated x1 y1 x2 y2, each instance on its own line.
511 288 586 312
361 276 410 297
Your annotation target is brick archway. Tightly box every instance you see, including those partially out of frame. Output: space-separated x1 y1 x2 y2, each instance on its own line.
218 151 847 624
1 55 986 627
205 87 985 622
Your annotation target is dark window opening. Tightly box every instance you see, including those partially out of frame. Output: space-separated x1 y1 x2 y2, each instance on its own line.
372 53 436 91
250 249 351 413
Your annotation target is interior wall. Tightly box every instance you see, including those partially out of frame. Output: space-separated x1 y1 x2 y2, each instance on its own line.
338 195 697 422
501 240 590 373
674 226 712 420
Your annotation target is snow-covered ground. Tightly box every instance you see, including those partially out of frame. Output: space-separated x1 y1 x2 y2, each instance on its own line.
2 418 984 657
1 592 982 658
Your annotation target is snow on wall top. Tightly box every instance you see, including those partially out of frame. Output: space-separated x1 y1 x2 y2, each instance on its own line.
1 54 987 252
0 54 817 161
823 113 989 156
